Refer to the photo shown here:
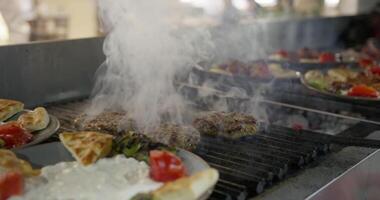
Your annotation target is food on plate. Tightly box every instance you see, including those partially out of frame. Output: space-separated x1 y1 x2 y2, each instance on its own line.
208 60 297 79
268 63 298 78
132 168 219 200
0 99 24 122
193 111 258 138
5 138 218 200
59 131 113 166
269 48 337 63
318 52 336 63
327 68 358 82
112 132 174 162
149 150 186 182
73 112 134 135
147 124 200 151
0 171 24 200
347 85 379 98
17 107 50 132
304 66 380 99
0 149 40 177
0 122 32 149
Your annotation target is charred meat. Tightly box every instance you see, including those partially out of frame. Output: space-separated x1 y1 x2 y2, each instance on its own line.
193 111 258 139
73 112 136 135
146 124 200 151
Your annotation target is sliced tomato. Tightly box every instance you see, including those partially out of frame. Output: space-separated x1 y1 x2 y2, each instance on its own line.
359 58 374 68
348 85 379 98
370 66 380 76
319 52 335 63
0 172 24 200
0 122 32 149
149 150 186 182
276 49 288 58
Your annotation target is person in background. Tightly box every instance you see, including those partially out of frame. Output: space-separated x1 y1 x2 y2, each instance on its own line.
0 0 32 44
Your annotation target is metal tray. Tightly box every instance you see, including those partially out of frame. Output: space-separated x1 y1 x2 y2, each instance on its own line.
3 110 60 149
14 142 214 200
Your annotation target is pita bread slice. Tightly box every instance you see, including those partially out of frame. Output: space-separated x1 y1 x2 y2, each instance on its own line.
59 131 113 166
18 107 50 132
0 149 40 177
152 168 219 200
0 99 24 122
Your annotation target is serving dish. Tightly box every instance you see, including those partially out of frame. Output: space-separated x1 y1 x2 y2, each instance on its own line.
2 110 60 149
14 142 213 200
300 71 380 102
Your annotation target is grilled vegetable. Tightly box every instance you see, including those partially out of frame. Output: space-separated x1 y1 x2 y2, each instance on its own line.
193 111 258 139
112 132 174 163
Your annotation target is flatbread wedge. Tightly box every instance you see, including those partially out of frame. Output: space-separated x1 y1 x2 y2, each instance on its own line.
59 131 113 166
0 149 40 177
0 99 24 122
18 107 50 132
132 168 219 200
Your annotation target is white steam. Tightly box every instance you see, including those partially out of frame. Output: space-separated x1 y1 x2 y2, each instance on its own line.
88 0 213 131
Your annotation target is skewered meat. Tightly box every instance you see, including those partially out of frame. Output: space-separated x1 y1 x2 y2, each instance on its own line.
193 111 258 139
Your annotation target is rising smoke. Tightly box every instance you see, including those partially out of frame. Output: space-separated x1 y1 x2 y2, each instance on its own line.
88 0 213 131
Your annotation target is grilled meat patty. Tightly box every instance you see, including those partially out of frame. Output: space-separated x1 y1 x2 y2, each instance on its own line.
193 111 258 138
74 112 200 150
73 112 136 136
146 124 200 151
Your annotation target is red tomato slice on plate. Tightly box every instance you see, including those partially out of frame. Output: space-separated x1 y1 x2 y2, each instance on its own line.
359 58 374 68
348 85 379 98
319 52 335 63
0 172 24 200
149 150 186 182
0 122 32 149
370 66 380 76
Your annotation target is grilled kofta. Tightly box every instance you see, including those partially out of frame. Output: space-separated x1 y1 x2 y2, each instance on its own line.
193 111 258 139
74 112 199 150
146 124 200 151
73 112 136 136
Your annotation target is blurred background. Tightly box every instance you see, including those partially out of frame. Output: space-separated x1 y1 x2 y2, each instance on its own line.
0 0 379 46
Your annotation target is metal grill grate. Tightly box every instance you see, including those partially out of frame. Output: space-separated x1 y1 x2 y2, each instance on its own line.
44 100 379 199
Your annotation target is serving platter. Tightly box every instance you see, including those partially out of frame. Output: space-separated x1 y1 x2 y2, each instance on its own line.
3 110 60 149
299 72 380 102
14 142 213 200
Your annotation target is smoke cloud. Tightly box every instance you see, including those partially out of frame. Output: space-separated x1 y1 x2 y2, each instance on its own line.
88 0 213 131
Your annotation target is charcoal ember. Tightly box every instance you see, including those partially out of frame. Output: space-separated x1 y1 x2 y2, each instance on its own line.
73 112 137 136
193 111 258 139
146 124 200 151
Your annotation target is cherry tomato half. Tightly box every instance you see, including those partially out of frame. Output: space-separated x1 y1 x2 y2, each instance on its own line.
0 172 24 200
348 85 379 98
359 58 374 68
319 52 335 63
0 122 32 149
149 150 186 182
370 66 380 76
